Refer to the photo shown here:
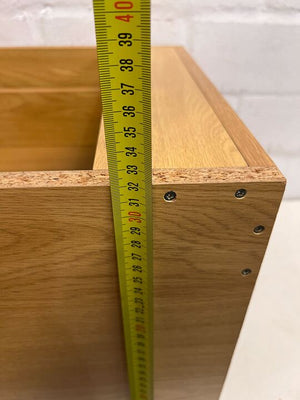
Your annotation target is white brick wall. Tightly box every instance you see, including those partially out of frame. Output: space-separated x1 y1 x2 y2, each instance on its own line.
0 1 299 198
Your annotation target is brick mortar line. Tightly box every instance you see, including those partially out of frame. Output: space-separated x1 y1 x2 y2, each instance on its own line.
1 6 300 15
223 93 300 98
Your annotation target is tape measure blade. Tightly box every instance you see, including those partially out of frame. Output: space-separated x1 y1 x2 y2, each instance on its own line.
93 1 153 399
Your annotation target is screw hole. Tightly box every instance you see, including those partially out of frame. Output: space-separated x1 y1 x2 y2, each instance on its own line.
235 189 247 199
164 191 177 202
241 268 252 276
253 225 265 235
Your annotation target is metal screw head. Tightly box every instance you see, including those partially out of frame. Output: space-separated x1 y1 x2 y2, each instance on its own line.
253 225 265 234
164 191 177 202
235 189 247 199
241 268 252 276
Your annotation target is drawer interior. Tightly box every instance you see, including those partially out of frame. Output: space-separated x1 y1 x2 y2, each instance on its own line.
0 48 101 172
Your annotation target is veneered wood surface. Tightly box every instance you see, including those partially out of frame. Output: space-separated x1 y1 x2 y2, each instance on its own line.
0 90 100 171
0 47 99 88
0 47 249 172
0 46 277 172
0 147 96 172
150 47 246 168
0 177 285 400
94 48 247 170
0 48 101 172
174 47 274 167
0 91 99 147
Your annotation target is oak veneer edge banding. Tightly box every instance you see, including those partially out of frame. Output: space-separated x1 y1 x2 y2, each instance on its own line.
93 117 106 170
174 47 275 168
0 167 285 189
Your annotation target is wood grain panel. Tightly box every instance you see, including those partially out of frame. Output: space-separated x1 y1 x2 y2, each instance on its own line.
0 177 285 400
0 147 96 172
0 91 100 171
94 48 247 170
0 48 101 172
0 48 99 89
0 91 100 147
174 47 274 167
153 181 285 399
150 48 247 168
0 47 268 172
0 187 128 400
0 47 275 172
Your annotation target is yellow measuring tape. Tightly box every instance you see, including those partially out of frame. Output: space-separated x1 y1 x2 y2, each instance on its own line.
93 1 153 399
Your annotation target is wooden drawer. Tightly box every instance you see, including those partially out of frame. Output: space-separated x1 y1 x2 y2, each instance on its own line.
0 46 285 400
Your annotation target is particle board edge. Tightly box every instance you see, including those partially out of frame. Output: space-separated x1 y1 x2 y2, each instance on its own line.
0 167 285 189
